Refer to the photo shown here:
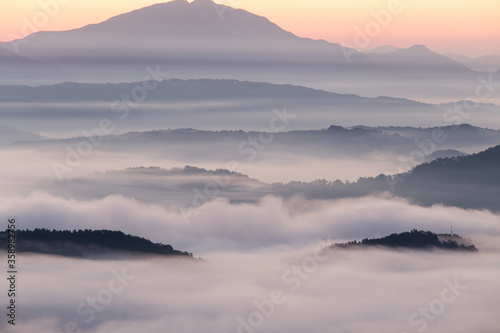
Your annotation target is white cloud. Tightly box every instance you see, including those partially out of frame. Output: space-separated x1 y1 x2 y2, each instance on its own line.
1 193 499 332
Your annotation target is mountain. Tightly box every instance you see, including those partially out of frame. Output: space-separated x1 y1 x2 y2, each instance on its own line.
33 143 500 219
364 45 479 79
363 45 401 54
445 53 500 73
424 149 467 163
39 166 273 207
494 69 500 82
2 79 460 133
392 144 500 210
19 124 500 164
279 142 500 212
280 143 500 212
0 228 194 258
0 0 488 100
444 52 471 63
7 0 303 59
0 125 43 146
0 45 69 85
31 126 500 212
2 0 367 73
0 79 437 108
3 80 498 136
333 229 477 252
437 100 500 124
0 79 361 102
463 55 500 73
0 45 17 60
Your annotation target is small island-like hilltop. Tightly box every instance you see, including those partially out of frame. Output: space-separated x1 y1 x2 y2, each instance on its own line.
332 229 477 252
0 229 194 258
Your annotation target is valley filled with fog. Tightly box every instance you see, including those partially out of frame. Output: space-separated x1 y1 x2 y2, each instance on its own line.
0 0 499 332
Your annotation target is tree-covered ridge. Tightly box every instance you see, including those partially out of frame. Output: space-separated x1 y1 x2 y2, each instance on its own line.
334 229 477 251
0 229 193 258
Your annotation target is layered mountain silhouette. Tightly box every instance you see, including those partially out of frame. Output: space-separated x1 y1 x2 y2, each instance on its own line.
0 45 69 85
16 123 500 165
0 79 427 105
363 45 401 54
37 141 500 212
2 79 498 136
6 0 352 61
0 125 43 146
364 45 477 79
277 143 500 212
0 0 491 100
393 144 500 209
283 142 500 211
2 0 365 76
444 53 500 73
0 79 389 102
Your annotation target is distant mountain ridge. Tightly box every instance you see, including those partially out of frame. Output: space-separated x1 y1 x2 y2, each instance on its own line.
385 144 500 210
0 0 490 100
0 79 426 104
0 125 43 146
37 141 500 212
18 123 500 161
364 45 476 78
0 79 355 102
442 52 500 73
0 45 69 85
3 0 358 63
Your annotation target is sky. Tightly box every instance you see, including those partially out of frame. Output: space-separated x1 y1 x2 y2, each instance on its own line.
0 0 499 57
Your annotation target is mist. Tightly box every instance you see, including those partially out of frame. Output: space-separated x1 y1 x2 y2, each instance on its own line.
1 0 499 331
1 192 499 333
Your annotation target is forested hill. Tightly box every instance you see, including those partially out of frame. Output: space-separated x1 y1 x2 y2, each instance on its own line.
0 229 193 258
333 229 478 251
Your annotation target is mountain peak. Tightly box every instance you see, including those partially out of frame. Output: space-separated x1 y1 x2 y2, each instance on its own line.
365 45 400 54
189 0 225 12
407 44 431 53
191 0 216 4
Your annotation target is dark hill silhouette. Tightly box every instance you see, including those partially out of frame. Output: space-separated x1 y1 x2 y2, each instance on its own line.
260 142 500 212
333 229 477 251
0 229 193 258
35 140 500 213
0 79 363 103
305 142 500 211
394 144 500 209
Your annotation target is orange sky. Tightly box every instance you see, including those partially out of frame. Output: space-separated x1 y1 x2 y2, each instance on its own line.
0 0 499 57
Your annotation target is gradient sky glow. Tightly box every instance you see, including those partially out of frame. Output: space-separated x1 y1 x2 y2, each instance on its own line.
0 0 499 57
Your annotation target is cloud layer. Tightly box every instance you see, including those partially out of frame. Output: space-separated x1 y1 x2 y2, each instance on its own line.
1 192 499 333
